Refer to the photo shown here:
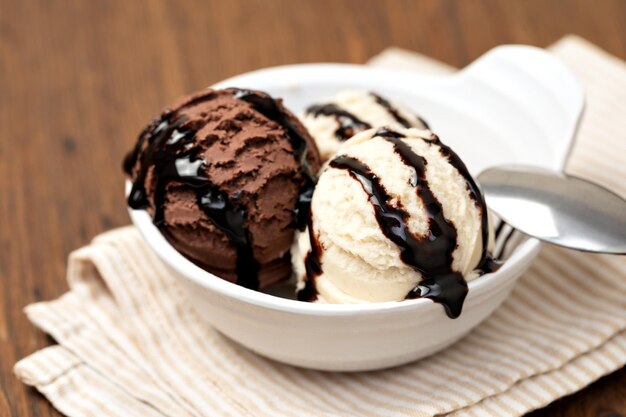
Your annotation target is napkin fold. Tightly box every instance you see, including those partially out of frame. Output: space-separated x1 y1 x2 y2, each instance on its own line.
15 35 626 417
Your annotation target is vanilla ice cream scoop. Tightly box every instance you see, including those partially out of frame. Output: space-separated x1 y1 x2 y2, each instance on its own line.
294 127 497 318
300 90 429 161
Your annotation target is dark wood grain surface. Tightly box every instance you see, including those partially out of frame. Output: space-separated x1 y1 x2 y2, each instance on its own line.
1 1 625 416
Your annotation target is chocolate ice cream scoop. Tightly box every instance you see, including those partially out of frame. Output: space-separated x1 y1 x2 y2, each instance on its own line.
124 88 321 290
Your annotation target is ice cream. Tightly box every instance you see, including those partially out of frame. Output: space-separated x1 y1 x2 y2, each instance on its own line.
124 88 321 290
294 127 496 318
300 90 429 161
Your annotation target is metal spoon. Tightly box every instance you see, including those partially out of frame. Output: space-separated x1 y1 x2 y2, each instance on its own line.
477 165 626 254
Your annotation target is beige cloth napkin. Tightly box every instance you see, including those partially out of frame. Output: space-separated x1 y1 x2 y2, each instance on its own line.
15 35 626 417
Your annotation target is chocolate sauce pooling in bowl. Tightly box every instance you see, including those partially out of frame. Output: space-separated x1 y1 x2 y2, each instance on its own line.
301 128 498 318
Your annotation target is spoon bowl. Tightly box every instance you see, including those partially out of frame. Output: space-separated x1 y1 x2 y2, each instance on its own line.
479 166 626 254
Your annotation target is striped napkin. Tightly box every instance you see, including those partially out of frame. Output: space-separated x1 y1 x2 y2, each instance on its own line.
15 35 626 417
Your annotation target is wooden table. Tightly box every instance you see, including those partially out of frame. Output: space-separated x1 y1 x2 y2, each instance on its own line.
1 1 625 416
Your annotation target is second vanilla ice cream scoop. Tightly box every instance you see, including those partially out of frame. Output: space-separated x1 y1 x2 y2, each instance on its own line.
293 127 497 318
300 90 429 161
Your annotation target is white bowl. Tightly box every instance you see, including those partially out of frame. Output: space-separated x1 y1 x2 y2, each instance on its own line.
129 45 584 371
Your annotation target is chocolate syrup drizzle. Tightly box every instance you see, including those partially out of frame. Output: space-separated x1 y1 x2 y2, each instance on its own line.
234 89 317 230
305 93 430 143
433 133 500 273
305 103 372 141
124 111 260 289
300 128 497 318
297 226 323 302
370 93 430 130
124 89 317 289
370 93 410 128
